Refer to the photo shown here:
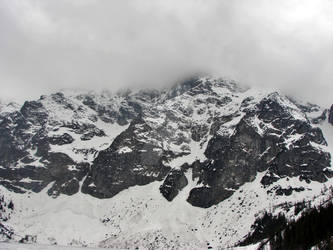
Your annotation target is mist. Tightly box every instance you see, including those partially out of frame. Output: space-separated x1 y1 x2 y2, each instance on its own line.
0 0 332 106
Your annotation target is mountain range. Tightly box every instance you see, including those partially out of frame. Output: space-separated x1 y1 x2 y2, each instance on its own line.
0 76 333 249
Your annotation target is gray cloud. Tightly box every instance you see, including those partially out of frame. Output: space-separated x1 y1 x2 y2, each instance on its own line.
0 0 332 106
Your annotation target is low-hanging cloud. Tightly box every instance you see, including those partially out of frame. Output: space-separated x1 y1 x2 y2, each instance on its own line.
0 0 333 106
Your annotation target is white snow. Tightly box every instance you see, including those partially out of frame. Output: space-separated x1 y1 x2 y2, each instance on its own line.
0 242 105 250
284 133 304 149
117 146 133 154
165 139 208 169
0 102 20 115
18 178 41 184
48 122 128 163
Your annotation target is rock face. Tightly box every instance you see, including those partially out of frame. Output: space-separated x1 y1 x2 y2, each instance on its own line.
81 116 173 198
0 77 331 207
0 194 14 240
329 104 333 125
0 100 90 197
185 93 331 207
159 169 188 201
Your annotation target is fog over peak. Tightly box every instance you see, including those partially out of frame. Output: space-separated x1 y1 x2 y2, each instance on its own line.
0 0 332 106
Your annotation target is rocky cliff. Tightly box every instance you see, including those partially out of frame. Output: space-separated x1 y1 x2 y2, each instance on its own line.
329 104 333 125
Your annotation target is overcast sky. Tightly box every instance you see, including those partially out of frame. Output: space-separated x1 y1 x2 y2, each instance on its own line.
0 0 332 106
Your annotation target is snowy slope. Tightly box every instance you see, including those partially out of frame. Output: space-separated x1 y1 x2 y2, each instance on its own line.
1 168 333 249
0 242 104 250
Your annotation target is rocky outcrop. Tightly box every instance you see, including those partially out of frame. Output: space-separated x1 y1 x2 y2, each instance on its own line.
80 92 143 125
186 93 331 208
164 77 202 100
49 133 74 145
160 169 188 201
20 101 48 126
329 104 333 125
0 98 90 196
0 194 14 240
0 152 89 196
81 116 173 198
187 187 233 208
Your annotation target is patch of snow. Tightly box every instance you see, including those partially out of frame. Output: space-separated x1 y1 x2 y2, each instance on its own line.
49 122 128 163
319 121 333 168
18 178 41 184
166 139 209 169
117 146 132 154
284 133 304 149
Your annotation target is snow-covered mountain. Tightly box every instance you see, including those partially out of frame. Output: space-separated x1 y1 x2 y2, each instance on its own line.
0 77 333 249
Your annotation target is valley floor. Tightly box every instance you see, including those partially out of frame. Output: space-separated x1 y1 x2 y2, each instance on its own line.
0 242 260 250
0 242 104 250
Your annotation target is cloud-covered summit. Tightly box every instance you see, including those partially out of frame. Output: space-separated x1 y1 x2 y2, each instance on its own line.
0 0 332 105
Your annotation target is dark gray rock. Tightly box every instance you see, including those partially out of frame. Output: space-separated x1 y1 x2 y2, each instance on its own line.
311 109 327 124
260 172 280 187
329 104 333 125
185 93 331 208
209 115 235 135
50 92 75 110
81 94 143 125
20 101 48 126
61 122 105 136
272 186 305 196
0 112 30 167
80 129 105 141
165 77 202 99
187 187 233 208
160 169 188 201
49 133 74 145
81 116 172 198
0 151 89 196
0 194 14 239
0 103 89 197
191 124 209 142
